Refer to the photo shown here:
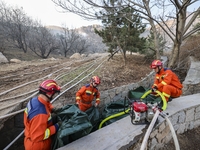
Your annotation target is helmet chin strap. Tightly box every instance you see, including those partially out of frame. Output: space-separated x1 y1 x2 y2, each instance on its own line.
157 66 162 74
91 82 97 88
44 93 54 101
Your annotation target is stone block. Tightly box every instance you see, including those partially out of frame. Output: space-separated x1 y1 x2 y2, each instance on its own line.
177 123 186 134
156 125 170 143
150 128 158 138
195 111 200 120
186 108 195 122
196 105 200 112
149 137 158 149
163 133 172 144
170 113 179 125
177 111 186 123
158 122 166 133
194 119 200 128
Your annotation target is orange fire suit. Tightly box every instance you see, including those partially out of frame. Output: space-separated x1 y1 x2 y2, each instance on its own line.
24 96 59 150
152 68 183 102
76 84 100 112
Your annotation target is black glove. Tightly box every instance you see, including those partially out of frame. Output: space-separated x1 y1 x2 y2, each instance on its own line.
151 86 158 92
52 108 56 113
56 121 62 127
52 107 62 114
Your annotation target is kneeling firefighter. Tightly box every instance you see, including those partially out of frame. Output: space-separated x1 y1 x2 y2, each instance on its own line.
150 60 183 102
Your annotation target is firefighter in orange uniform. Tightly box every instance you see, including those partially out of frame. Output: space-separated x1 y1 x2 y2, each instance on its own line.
24 79 61 150
76 76 101 112
150 60 183 102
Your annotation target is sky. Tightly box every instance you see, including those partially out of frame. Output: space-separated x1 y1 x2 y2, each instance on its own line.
4 0 200 29
5 0 101 29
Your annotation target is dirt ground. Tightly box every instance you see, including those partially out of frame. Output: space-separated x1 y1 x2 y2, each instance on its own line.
0 53 200 149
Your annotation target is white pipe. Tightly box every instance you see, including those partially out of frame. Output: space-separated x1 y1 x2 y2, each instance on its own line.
140 109 160 150
165 117 180 150
140 110 180 150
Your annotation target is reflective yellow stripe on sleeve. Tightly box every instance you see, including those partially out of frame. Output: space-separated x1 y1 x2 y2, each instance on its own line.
96 98 100 101
162 92 170 98
76 96 81 100
24 108 28 115
44 128 50 140
161 81 167 85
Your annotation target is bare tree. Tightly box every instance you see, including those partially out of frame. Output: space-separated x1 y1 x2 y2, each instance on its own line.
0 3 32 53
27 25 60 58
51 0 200 68
58 26 80 57
72 38 90 54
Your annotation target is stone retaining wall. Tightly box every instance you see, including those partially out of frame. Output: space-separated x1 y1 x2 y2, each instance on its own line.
100 71 155 107
182 57 200 95
147 104 200 149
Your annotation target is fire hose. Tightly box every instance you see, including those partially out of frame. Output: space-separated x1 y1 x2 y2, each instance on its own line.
140 90 180 150
98 89 179 149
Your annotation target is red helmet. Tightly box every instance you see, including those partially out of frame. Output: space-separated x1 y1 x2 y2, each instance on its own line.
39 79 61 95
91 76 101 85
150 60 163 69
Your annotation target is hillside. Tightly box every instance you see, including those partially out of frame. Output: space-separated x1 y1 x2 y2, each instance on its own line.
46 24 107 54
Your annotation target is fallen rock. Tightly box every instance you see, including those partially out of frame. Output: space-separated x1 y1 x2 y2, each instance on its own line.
0 52 8 63
70 53 81 59
10 58 21 63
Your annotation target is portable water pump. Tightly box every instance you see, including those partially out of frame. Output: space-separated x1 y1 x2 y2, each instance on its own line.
129 100 156 125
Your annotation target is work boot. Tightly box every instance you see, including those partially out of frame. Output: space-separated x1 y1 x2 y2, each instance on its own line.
168 97 173 102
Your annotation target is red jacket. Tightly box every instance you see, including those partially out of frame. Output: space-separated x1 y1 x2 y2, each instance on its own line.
24 96 59 150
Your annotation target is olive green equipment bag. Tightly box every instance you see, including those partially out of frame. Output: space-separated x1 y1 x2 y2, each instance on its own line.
51 104 95 150
128 86 162 103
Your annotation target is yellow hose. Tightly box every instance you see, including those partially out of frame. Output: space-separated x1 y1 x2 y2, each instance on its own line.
99 90 167 129
140 90 167 111
98 108 130 129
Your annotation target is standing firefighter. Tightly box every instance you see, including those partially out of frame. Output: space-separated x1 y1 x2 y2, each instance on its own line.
76 76 101 112
24 79 61 150
150 60 183 102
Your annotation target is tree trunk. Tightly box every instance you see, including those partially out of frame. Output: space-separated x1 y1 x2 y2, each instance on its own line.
168 43 180 68
168 6 187 68
151 25 161 59
122 50 127 66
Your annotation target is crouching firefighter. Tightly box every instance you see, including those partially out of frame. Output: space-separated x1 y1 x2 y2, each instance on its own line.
76 76 101 112
24 79 62 150
150 60 183 102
